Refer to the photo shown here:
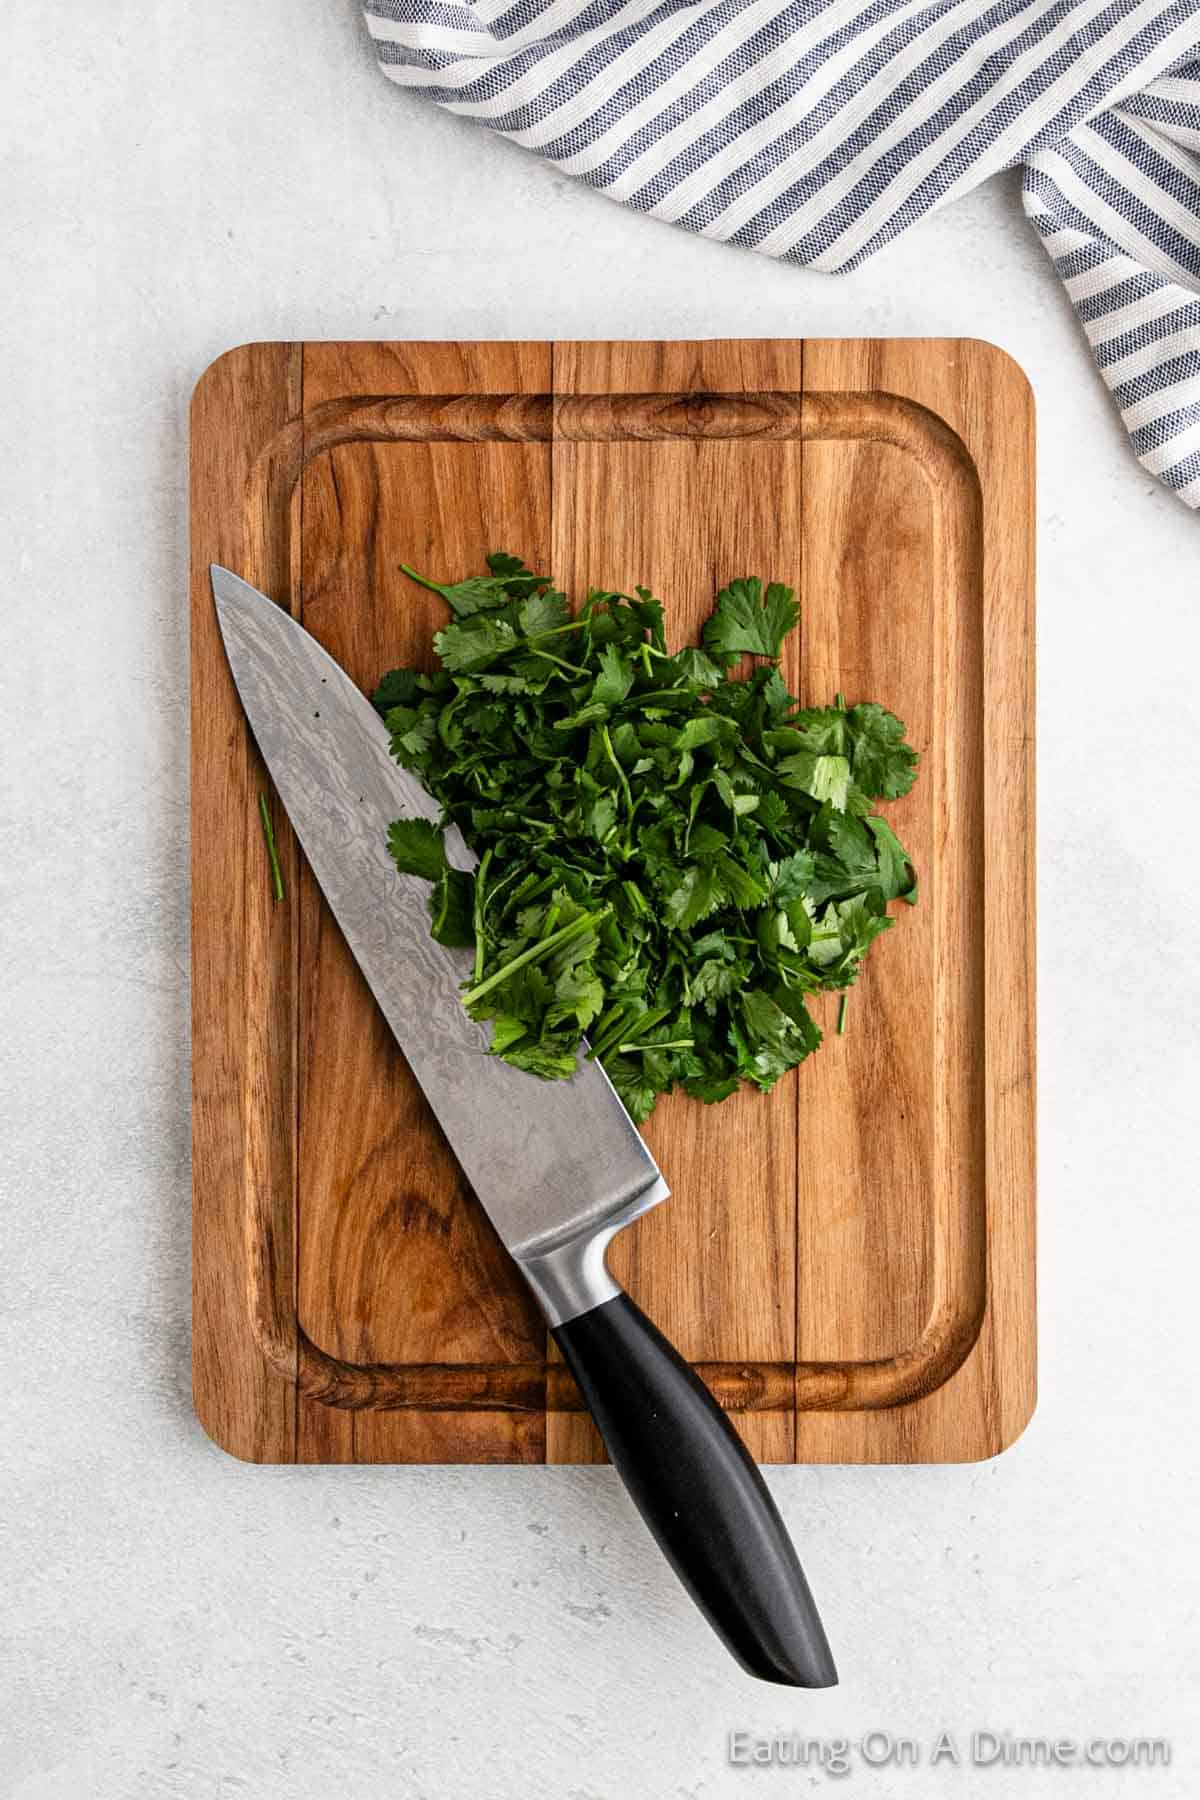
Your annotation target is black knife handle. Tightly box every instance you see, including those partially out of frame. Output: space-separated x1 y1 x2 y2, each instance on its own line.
552 1292 837 1687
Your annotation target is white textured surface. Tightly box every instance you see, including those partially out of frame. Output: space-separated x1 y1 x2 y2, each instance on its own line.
2 3 1198 1796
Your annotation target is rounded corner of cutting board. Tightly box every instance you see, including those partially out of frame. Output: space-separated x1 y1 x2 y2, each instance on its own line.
955 334 1036 400
191 1380 275 1466
190 339 279 412
962 1382 1040 1466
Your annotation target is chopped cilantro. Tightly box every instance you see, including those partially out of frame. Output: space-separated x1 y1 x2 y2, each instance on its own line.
374 555 919 1122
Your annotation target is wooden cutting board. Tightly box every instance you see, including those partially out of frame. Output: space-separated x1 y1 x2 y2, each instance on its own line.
190 337 1035 1466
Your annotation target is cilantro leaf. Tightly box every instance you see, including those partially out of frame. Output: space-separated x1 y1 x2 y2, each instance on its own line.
546 968 605 1033
664 864 728 930
867 816 916 903
676 714 726 752
683 957 750 1008
502 1042 579 1081
384 704 438 768
735 989 816 1089
776 751 851 810
402 554 548 616
847 703 919 800
387 817 447 882
519 589 571 637
371 667 422 715
591 643 634 710
702 578 800 665
606 1056 659 1125
670 647 725 689
429 869 475 946
768 851 816 903
485 552 546 595
433 617 520 671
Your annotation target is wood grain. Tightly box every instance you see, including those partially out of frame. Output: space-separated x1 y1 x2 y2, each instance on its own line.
794 340 1034 1461
190 341 301 1463
190 337 1035 1465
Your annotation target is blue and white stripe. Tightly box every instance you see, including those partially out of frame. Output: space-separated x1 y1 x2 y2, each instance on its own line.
364 0 1200 505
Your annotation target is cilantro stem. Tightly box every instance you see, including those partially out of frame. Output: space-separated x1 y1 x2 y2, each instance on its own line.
258 793 284 903
837 992 849 1035
478 854 526 928
530 647 591 677
472 848 492 985
617 1039 694 1054
527 618 591 640
600 723 634 822
588 1011 644 1063
462 910 602 1008
400 561 452 597
585 1003 633 1062
591 1005 672 1062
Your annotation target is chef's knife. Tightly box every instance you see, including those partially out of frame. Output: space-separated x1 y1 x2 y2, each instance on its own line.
211 564 837 1689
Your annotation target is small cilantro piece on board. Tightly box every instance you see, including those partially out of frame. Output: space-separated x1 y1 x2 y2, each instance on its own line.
373 557 919 1122
258 792 285 903
702 577 800 664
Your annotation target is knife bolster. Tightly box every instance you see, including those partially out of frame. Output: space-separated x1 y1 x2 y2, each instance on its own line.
514 1225 624 1327
513 1170 670 1326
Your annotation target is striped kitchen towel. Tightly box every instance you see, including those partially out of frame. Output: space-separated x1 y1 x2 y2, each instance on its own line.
362 0 1200 507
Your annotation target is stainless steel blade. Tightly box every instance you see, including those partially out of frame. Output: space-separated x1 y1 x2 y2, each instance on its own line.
211 567 668 1316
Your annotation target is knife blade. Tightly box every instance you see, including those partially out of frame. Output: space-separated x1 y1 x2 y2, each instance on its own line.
211 566 666 1321
212 564 837 1688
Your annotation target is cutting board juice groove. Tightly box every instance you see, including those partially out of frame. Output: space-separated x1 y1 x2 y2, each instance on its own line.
190 338 1035 1465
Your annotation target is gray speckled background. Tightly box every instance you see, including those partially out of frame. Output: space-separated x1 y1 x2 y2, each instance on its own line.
3 4 1199 1796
